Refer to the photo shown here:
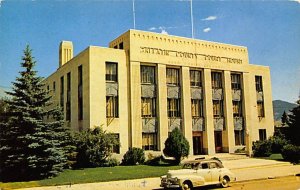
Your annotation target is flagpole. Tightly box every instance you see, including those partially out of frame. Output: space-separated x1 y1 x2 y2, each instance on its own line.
190 0 194 38
133 0 136 29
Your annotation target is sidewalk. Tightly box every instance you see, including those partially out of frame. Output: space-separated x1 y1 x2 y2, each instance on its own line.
20 157 300 190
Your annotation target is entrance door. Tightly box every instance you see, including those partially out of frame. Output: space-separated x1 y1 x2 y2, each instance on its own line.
214 131 222 153
193 132 203 155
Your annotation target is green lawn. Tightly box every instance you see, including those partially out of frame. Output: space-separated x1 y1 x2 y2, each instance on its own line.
0 165 181 189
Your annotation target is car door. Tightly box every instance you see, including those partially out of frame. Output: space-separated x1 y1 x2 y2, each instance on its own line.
197 162 211 183
209 162 221 183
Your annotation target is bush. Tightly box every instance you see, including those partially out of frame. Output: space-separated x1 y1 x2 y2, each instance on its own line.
74 127 119 168
102 157 119 167
269 135 288 153
122 147 145 165
252 140 272 157
163 127 190 165
282 144 300 164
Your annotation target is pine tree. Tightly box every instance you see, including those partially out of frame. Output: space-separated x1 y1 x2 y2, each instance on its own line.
286 98 300 146
281 111 289 127
0 45 72 181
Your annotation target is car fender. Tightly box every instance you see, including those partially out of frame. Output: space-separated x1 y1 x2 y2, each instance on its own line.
178 175 206 187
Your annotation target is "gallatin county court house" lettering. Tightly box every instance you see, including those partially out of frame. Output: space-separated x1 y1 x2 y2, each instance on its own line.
140 46 243 64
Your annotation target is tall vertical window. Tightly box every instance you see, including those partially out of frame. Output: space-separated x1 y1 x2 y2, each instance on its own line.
168 98 181 117
141 65 155 84
111 134 120 154
211 72 222 88
255 76 263 92
166 68 180 86
213 100 224 117
53 81 56 92
142 133 157 150
259 129 267 141
60 76 64 109
235 130 245 145
141 98 156 117
257 101 265 117
78 65 83 120
106 62 117 82
233 101 243 117
66 72 71 121
190 70 202 87
106 96 118 118
191 99 204 118
231 74 241 90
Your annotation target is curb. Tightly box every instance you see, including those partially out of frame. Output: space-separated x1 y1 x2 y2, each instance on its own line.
232 173 300 184
229 162 292 171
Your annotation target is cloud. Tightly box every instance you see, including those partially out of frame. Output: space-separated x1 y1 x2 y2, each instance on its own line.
203 28 211 33
161 29 168 35
0 0 4 7
290 0 300 3
148 27 156 31
202 16 217 21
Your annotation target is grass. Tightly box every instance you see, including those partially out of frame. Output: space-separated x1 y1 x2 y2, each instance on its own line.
0 165 181 189
267 154 284 161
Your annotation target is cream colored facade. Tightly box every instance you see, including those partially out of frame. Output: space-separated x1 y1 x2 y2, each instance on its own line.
44 29 274 156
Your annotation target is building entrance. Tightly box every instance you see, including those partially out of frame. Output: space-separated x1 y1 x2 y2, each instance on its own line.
193 132 203 155
214 131 223 153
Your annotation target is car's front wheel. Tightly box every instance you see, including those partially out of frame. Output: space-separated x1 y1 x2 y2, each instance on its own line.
182 181 193 190
220 176 230 188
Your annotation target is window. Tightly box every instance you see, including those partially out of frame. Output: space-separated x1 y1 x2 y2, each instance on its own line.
141 98 156 117
78 65 83 120
119 42 123 49
166 68 180 86
53 81 56 92
47 85 49 91
211 72 222 88
213 100 224 117
66 72 71 121
106 62 117 82
106 96 118 118
142 133 157 150
141 65 155 84
255 76 263 92
259 129 267 141
60 76 64 109
257 101 265 117
190 70 202 87
231 73 241 90
168 98 181 117
233 101 242 117
191 99 204 118
235 130 245 145
111 134 120 154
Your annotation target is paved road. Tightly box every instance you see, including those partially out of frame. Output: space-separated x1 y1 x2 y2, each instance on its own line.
204 176 300 190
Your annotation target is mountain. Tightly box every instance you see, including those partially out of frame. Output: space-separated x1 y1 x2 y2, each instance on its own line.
0 86 11 98
273 100 297 122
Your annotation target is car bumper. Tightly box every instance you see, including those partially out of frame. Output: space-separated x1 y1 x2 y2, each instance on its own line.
160 182 180 188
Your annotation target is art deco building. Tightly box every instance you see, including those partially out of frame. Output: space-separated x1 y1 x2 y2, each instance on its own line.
44 29 274 155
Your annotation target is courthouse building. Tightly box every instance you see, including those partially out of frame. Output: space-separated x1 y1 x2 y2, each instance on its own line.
44 29 274 156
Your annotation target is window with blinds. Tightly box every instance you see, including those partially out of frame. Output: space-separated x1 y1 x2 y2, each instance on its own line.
141 65 155 84
106 62 117 82
213 100 224 117
190 70 202 87
191 99 204 118
106 96 119 118
168 98 181 117
141 98 156 117
166 68 180 86
211 72 222 88
231 73 241 90
257 101 265 117
255 76 263 92
233 101 242 117
142 133 157 150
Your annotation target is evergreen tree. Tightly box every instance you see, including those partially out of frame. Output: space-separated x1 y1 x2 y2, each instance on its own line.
0 45 72 181
281 111 289 127
286 98 300 146
163 127 190 165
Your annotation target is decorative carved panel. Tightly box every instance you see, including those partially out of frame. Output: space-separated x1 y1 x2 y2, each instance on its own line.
232 89 242 101
106 82 118 96
234 117 244 131
168 118 182 132
141 84 156 98
212 88 223 100
192 118 204 131
214 117 224 131
191 88 203 100
167 86 181 99
142 118 157 133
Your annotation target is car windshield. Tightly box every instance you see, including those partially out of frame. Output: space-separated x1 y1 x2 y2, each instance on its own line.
182 163 199 169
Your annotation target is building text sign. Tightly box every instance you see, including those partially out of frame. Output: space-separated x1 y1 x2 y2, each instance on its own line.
140 46 243 64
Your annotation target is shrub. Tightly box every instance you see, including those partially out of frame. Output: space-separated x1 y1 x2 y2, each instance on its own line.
122 147 145 165
282 144 300 164
163 127 190 165
252 140 272 157
269 135 288 153
102 157 119 167
74 127 119 168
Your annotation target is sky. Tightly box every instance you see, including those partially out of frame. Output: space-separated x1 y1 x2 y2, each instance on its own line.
0 0 299 103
